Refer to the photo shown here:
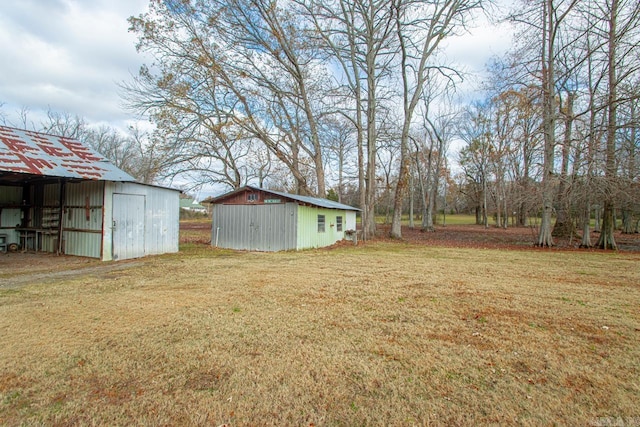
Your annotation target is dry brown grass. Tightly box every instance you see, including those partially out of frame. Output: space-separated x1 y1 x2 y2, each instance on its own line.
0 226 639 425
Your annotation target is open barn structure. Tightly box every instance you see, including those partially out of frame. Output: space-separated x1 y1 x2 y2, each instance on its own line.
0 126 179 261
206 186 359 251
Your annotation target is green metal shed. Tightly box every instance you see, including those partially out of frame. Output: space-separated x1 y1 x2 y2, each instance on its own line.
208 186 359 251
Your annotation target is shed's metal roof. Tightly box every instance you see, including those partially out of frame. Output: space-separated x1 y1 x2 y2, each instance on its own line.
209 185 360 211
247 185 360 211
0 126 136 181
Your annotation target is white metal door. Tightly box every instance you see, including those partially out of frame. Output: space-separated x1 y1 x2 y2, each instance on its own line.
112 193 146 260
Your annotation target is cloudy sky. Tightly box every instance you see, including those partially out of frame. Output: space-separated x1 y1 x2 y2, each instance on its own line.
0 0 150 131
0 0 514 134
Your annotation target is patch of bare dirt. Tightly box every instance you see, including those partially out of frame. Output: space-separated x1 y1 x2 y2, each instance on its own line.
179 220 211 231
0 253 144 289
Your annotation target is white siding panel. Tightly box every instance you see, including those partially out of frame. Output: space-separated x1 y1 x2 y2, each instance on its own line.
106 182 179 260
66 181 105 207
112 193 146 260
346 211 357 232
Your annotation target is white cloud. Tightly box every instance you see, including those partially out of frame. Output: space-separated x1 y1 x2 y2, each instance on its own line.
446 22 514 74
0 0 149 129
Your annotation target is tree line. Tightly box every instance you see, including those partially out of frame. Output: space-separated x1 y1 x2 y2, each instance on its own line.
121 0 639 247
457 0 640 249
122 0 486 241
4 0 638 249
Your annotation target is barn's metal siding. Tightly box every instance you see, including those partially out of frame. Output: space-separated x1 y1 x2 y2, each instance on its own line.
212 203 297 251
64 231 102 258
62 181 104 258
102 182 179 261
296 206 349 249
111 193 146 260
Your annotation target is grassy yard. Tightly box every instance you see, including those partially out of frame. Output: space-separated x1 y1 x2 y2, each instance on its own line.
376 213 479 226
1 240 639 425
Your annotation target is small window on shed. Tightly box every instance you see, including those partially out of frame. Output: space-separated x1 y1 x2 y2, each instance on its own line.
247 193 258 202
318 214 326 233
336 216 343 232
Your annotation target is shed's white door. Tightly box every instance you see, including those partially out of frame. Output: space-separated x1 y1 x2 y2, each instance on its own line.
112 193 146 260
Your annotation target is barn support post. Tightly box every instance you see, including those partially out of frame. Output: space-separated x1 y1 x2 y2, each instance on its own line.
56 179 66 255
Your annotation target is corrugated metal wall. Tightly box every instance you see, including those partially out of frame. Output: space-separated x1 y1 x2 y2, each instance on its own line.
111 193 146 260
63 181 104 258
1 180 178 260
103 182 179 261
42 183 59 205
211 203 357 251
212 203 297 251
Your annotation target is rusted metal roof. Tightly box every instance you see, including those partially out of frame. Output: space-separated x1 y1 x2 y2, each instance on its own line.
0 126 136 182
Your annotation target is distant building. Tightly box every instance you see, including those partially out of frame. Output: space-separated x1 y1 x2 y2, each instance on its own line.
207 185 359 251
0 126 180 260
180 197 208 214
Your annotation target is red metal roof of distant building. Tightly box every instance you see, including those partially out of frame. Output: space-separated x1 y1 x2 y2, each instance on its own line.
0 126 136 182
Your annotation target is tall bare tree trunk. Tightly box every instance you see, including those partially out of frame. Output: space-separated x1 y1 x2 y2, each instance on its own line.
622 98 637 234
597 0 619 250
553 91 576 237
408 171 415 228
537 0 557 247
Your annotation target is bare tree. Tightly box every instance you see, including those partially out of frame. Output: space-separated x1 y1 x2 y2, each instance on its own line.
126 0 332 196
594 0 640 249
323 116 358 203
413 91 455 231
389 0 484 238
40 110 87 140
298 0 397 239
459 102 493 227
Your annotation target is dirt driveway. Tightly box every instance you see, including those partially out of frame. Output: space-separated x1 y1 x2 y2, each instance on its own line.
0 252 143 289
